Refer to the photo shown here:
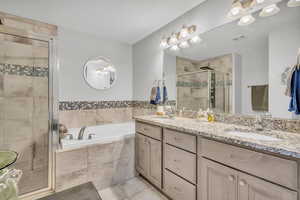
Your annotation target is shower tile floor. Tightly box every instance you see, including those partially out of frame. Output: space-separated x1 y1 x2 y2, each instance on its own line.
98 177 168 200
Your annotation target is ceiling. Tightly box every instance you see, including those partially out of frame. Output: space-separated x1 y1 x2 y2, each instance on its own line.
0 0 207 44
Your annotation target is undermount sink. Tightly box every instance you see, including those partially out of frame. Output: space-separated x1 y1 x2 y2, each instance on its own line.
225 130 281 142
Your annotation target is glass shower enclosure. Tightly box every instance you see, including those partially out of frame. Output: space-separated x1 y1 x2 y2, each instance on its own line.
0 27 58 197
177 70 231 113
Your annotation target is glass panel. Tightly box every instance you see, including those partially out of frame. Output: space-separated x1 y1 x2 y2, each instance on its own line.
0 33 49 195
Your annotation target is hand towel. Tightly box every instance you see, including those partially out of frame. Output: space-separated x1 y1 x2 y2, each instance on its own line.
163 86 168 104
150 87 157 105
0 169 22 200
288 69 300 115
155 86 161 105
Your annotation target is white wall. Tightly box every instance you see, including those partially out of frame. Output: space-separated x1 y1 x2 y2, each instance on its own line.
163 53 177 101
133 0 232 100
240 39 269 115
58 27 133 101
269 25 300 119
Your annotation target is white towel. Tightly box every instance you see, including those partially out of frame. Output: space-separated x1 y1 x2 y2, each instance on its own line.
285 65 297 97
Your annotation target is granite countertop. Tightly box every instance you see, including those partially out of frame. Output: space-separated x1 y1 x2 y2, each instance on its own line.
135 115 300 159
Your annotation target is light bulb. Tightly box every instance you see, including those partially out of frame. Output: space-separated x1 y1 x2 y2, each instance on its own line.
227 1 244 18
259 4 280 17
179 41 190 48
256 0 265 4
160 37 169 49
238 14 255 26
190 35 202 44
180 26 189 38
170 45 179 51
169 33 178 45
287 0 300 7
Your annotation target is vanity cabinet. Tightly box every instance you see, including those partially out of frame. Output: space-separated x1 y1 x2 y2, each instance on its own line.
163 128 197 200
135 120 299 200
201 158 297 200
135 122 162 189
201 158 238 200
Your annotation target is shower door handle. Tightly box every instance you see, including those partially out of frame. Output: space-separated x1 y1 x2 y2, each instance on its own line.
31 142 36 171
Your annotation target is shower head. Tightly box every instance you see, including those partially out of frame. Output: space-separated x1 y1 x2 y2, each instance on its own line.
199 63 214 71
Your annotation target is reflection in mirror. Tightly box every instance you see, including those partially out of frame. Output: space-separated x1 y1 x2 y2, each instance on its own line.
83 57 117 90
163 1 300 119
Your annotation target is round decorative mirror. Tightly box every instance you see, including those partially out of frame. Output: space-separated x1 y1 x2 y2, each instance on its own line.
83 57 117 90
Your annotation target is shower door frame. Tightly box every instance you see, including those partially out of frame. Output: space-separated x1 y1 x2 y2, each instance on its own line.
0 25 59 199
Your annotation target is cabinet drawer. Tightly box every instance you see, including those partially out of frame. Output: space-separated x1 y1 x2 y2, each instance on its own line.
164 129 196 153
136 122 162 140
164 169 196 200
201 139 298 190
165 144 196 184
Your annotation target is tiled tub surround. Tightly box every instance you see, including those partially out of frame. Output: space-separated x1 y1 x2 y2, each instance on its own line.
56 122 135 192
56 135 135 192
135 115 300 159
59 101 175 128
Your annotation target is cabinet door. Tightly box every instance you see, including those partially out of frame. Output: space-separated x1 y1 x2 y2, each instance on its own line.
148 137 162 188
238 172 297 200
136 134 149 177
201 158 238 200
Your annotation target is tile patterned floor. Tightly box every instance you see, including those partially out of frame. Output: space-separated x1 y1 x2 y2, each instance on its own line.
98 177 168 200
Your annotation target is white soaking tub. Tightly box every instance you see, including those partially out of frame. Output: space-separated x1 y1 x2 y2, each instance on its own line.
60 121 135 150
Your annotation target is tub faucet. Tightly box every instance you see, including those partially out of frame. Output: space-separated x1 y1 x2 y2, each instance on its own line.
78 126 87 140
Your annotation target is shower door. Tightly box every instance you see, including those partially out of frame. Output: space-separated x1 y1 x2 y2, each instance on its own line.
0 32 56 196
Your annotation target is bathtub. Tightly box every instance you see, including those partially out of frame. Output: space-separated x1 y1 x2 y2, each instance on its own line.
60 121 135 150
56 121 136 191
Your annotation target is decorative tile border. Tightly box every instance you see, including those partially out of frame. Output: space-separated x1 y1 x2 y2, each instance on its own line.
59 100 176 111
177 80 232 88
0 63 48 77
59 101 133 111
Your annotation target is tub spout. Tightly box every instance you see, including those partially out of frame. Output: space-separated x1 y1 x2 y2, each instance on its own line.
78 126 87 140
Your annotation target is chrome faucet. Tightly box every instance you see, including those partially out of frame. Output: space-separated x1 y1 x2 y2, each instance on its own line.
78 126 87 140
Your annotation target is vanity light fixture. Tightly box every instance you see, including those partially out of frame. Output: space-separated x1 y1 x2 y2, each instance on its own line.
287 0 300 7
259 4 280 17
159 25 201 51
228 0 287 27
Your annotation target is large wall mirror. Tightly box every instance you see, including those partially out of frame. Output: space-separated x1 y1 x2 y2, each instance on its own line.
163 1 300 119
83 57 117 90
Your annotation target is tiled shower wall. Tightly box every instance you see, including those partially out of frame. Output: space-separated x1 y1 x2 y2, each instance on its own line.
0 35 49 194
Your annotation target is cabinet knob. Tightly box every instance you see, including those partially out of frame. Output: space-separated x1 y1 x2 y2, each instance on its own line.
228 175 235 182
239 180 247 186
